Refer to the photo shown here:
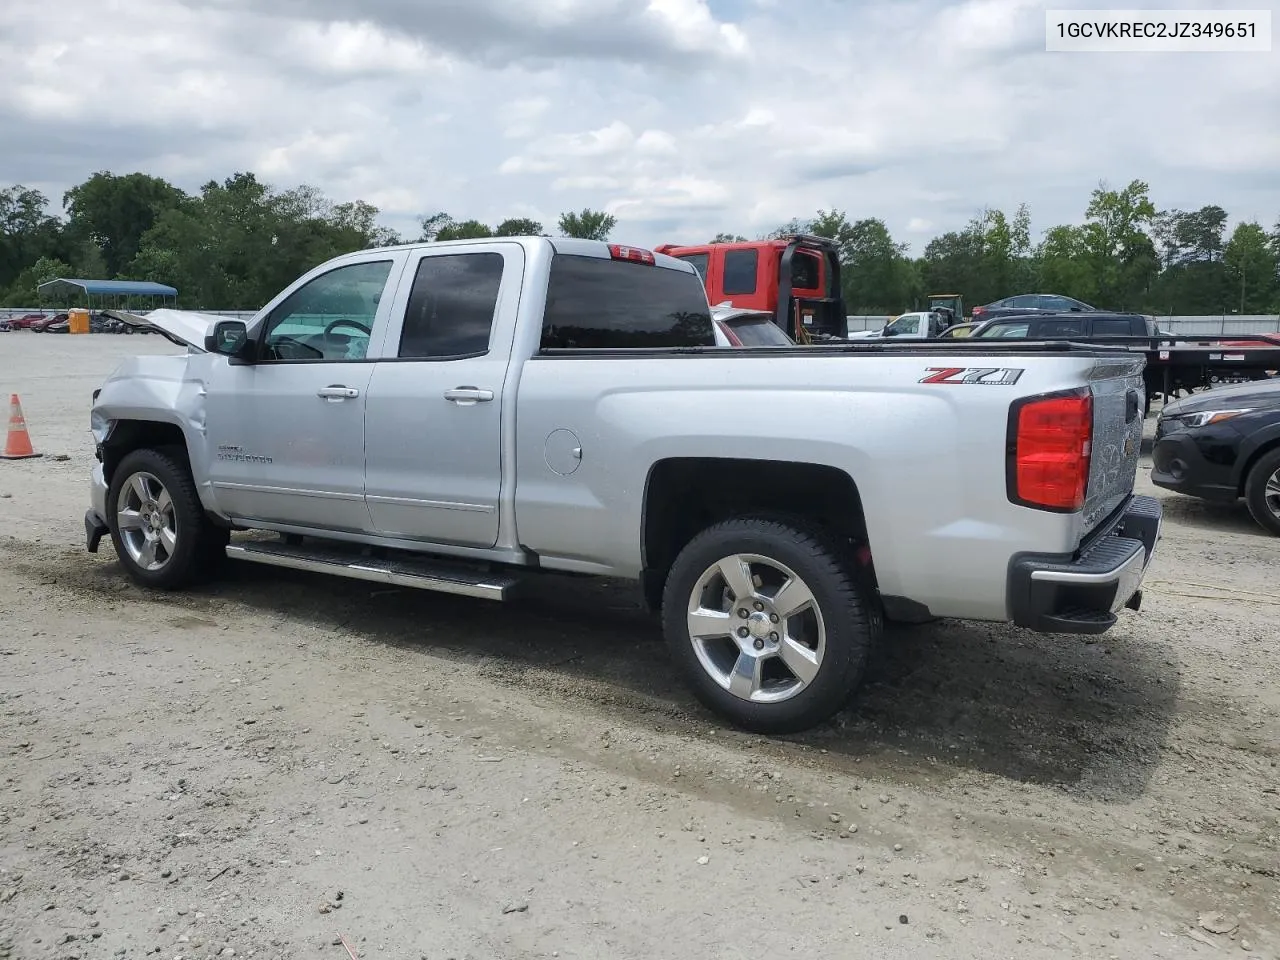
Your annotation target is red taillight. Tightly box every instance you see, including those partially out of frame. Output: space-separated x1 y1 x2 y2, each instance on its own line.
609 244 655 265
1008 390 1092 511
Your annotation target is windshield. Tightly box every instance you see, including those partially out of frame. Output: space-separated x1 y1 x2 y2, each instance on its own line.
883 315 920 336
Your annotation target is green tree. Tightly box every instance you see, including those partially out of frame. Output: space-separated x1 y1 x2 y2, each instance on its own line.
1034 225 1098 303
919 227 984 302
804 209 914 312
762 218 808 240
418 212 454 241
0 185 64 290
558 208 616 240
328 200 403 247
1223 221 1279 314
710 232 747 243
62 171 186 277
916 204 1032 308
436 219 494 241
127 173 397 308
494 217 544 236
1078 179 1158 308
1 255 74 307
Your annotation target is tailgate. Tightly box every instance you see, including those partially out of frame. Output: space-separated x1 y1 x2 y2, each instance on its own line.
1082 358 1146 533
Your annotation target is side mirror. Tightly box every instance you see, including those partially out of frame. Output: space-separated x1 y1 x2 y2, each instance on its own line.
205 320 251 359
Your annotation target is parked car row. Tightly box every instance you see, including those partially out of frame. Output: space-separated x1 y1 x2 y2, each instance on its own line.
1 311 151 334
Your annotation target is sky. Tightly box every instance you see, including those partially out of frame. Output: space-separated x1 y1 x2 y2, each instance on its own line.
1 0 1277 254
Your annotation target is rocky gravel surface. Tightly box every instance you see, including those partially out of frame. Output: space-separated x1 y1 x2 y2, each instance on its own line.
1 335 1277 958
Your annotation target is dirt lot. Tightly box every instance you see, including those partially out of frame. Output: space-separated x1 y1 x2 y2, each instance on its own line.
2 333 1278 960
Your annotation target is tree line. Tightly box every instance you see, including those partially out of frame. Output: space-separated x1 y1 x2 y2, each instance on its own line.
2 171 1277 315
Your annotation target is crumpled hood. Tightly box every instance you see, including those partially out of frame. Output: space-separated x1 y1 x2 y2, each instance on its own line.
105 308 233 350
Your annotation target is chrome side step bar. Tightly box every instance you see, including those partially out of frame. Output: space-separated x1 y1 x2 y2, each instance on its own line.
225 540 523 601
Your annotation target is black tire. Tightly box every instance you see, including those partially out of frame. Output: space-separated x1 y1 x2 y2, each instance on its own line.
1243 448 1280 537
661 517 877 734
106 447 221 589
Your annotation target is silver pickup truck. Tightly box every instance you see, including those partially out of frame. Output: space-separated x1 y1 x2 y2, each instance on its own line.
84 237 1162 732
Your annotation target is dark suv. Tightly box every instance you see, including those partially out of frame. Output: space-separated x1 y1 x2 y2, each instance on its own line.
971 312 1156 339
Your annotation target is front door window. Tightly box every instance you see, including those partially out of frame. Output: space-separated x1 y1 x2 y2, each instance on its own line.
260 260 394 362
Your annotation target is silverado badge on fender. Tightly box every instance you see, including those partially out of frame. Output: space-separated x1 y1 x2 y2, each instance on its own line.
918 367 1026 385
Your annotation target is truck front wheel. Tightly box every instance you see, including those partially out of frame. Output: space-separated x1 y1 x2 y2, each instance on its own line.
661 517 877 734
107 448 224 590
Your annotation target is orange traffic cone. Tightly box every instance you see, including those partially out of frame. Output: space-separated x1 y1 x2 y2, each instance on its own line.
1 394 41 460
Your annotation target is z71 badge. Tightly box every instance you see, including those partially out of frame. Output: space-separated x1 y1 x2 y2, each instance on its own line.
919 367 1026 385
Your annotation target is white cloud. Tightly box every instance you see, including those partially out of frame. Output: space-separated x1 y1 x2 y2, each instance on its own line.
0 0 1275 255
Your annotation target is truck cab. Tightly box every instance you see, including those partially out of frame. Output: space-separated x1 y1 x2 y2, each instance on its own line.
653 235 846 342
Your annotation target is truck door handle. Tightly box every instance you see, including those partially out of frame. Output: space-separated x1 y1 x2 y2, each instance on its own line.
444 387 494 404
317 385 360 400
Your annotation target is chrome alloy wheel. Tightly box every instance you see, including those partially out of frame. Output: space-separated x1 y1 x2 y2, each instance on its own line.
115 471 178 571
1265 467 1280 519
685 553 826 704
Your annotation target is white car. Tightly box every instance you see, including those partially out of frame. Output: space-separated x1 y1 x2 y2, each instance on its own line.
846 311 951 340
710 304 795 346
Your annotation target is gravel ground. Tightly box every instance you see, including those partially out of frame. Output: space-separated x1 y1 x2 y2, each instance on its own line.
1 333 1277 959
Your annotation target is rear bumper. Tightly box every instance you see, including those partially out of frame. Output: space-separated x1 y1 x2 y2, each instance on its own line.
1008 495 1162 635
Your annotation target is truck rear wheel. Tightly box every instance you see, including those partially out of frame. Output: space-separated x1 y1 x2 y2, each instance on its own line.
661 517 876 734
1243 448 1280 537
107 447 223 590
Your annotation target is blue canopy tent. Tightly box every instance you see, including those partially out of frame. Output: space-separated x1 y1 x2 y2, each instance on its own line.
37 278 178 311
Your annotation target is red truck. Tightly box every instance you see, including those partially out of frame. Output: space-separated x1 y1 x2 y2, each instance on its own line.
653 235 847 342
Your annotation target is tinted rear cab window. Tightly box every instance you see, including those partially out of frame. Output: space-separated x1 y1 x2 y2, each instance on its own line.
541 255 714 349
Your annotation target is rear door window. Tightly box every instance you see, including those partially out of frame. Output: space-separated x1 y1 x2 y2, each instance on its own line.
1035 317 1086 338
398 252 504 358
1089 317 1137 337
721 250 759 295
541 256 714 349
